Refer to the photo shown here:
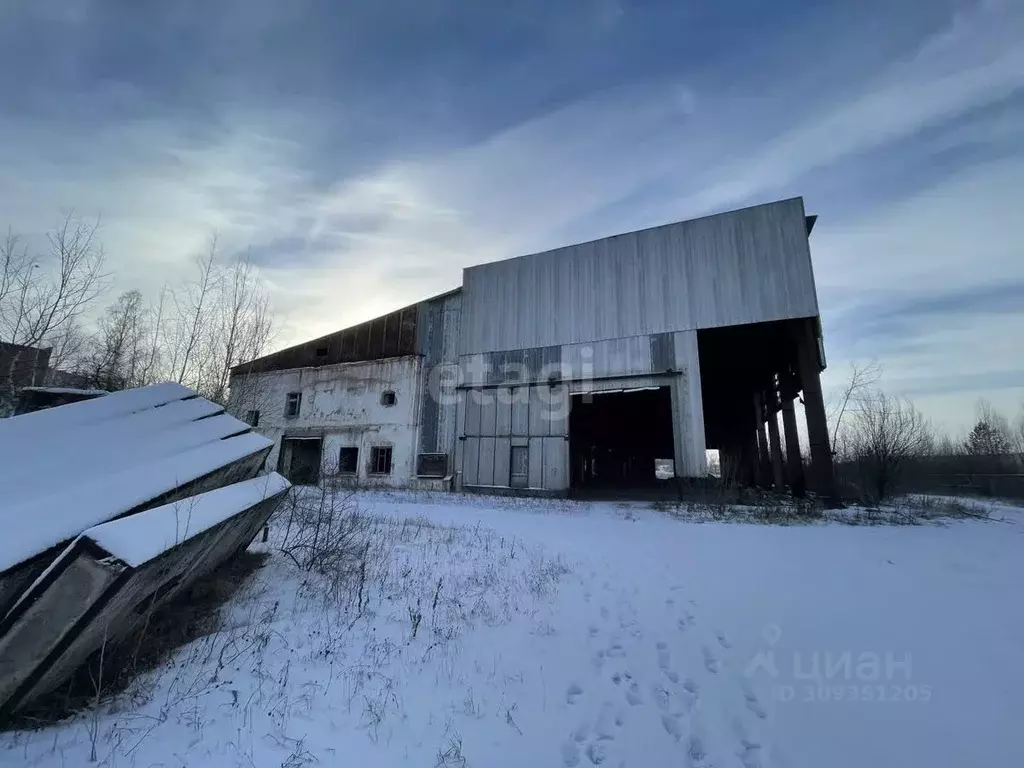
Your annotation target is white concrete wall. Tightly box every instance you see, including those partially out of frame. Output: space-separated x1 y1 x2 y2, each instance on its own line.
229 356 422 487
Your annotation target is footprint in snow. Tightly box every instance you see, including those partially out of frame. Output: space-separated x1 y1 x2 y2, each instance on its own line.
562 741 581 767
738 740 764 768
652 685 671 712
607 643 626 658
744 690 767 720
664 669 680 684
594 702 618 740
588 625 601 638
573 722 589 743
687 734 708 768
702 646 721 674
661 713 683 740
567 683 583 704
717 631 733 649
600 606 610 619
625 682 644 706
682 678 699 695
733 716 764 768
586 741 610 765
656 641 671 671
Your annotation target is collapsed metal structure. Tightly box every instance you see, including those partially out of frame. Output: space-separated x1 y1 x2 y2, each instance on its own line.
0 383 290 718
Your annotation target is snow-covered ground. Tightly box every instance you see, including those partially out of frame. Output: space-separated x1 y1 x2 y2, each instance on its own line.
3 491 1023 768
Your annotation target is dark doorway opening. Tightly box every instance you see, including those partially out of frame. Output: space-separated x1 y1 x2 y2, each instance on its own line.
569 386 675 492
279 437 322 485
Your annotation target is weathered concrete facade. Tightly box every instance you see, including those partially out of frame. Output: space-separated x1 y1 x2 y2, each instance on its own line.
232 197 835 497
232 356 427 487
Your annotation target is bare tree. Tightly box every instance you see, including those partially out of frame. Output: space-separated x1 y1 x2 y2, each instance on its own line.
44 318 90 377
139 284 169 386
172 237 220 387
847 390 932 503
84 289 149 390
0 214 107 348
828 361 881 456
208 255 273 404
159 238 275 404
0 214 107 402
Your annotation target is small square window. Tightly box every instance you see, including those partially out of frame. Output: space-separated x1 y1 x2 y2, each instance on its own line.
245 409 260 427
380 390 397 407
369 446 393 475
338 447 358 474
284 392 301 417
315 346 328 357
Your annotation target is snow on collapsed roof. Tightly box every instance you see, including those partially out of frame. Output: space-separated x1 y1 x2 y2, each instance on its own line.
1 413 254 507
0 382 193 442
0 396 228 487
85 473 291 568
0 430 274 573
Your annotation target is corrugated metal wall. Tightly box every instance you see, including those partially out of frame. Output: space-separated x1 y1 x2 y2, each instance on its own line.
458 384 570 490
459 198 817 355
416 291 462 465
455 328 706 490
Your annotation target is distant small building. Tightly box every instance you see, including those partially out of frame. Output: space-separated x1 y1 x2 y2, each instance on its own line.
0 342 51 414
230 198 836 497
14 387 108 415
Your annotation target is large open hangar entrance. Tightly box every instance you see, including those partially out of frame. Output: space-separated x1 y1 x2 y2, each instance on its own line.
697 316 833 496
569 386 675 492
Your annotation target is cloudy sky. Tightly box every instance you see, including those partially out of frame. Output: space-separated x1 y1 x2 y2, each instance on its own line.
1 0 1021 433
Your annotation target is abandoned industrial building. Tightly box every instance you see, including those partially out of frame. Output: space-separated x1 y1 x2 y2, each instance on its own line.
229 197 836 497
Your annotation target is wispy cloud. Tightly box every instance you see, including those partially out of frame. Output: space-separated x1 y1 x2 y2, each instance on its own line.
0 0 1020 428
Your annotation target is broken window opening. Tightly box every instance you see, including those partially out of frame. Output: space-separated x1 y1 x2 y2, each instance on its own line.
284 392 301 418
380 390 397 407
338 446 358 474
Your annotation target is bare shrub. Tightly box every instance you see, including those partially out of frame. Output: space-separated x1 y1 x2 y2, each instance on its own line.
277 481 379 605
845 391 932 504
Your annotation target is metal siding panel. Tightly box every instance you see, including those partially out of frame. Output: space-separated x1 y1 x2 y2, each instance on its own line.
528 437 544 488
542 436 567 490
650 332 675 373
511 387 530 435
567 336 653 379
463 437 479 486
528 386 548 436
493 438 511 487
460 199 818 353
495 390 512 436
465 391 482 436
477 437 495 485
454 389 467 483
479 391 497 437
547 384 568 436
